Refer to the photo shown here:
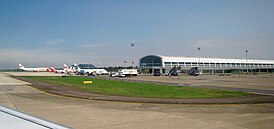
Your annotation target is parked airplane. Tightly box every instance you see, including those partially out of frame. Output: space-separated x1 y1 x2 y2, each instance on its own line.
49 66 65 73
45 64 76 74
73 63 109 75
64 64 77 73
18 64 48 72
46 67 54 72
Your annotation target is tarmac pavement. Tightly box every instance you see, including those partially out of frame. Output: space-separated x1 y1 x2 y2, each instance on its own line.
121 74 274 96
4 72 62 77
1 72 274 129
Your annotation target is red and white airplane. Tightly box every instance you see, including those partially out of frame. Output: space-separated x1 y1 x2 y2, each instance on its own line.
46 67 54 72
46 67 59 73
18 64 48 72
46 64 76 74
64 64 76 73
49 66 65 73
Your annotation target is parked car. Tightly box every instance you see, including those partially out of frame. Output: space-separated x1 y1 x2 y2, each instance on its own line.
153 71 161 76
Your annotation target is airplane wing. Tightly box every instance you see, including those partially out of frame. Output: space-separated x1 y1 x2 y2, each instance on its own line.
0 106 70 129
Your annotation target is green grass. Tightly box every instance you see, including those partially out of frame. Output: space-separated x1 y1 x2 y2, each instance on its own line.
22 76 249 99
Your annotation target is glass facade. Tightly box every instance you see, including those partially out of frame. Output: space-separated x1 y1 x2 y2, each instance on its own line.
140 55 162 67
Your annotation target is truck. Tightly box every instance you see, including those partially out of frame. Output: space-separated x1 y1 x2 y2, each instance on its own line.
118 69 138 77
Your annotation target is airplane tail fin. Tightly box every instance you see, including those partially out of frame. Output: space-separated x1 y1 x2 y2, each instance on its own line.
73 63 79 70
50 67 57 72
64 64 69 70
18 64 25 69
46 66 50 72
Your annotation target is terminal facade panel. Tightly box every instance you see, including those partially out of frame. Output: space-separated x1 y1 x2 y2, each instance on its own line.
139 55 274 74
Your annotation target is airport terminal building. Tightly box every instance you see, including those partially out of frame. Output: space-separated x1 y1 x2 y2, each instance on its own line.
139 55 274 74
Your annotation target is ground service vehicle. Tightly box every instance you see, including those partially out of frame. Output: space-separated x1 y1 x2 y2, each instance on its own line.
153 71 161 76
187 67 200 76
110 72 119 77
118 69 137 77
168 66 181 76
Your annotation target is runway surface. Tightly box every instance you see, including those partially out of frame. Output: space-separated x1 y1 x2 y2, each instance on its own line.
1 72 274 129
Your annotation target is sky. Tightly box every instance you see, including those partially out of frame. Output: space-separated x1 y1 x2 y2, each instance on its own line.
0 0 274 69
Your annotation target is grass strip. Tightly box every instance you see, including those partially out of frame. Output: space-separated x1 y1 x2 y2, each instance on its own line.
22 76 249 99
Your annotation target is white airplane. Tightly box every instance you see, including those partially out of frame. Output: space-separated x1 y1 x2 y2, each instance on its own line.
73 63 109 75
18 64 48 72
0 106 68 129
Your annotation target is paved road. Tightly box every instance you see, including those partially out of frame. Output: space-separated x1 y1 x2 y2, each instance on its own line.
1 72 274 129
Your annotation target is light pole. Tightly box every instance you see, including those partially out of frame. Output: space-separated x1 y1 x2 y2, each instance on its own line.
124 60 127 68
130 42 135 68
102 60 104 68
246 49 248 74
198 47 201 67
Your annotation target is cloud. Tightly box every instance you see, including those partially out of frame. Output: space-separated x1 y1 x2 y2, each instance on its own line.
80 44 109 48
193 39 234 48
253 33 265 37
0 47 114 69
128 39 145 43
190 38 274 59
190 38 247 58
45 40 66 46
0 48 68 66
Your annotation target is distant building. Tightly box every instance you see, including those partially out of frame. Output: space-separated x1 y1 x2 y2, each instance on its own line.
76 64 97 69
139 55 274 74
